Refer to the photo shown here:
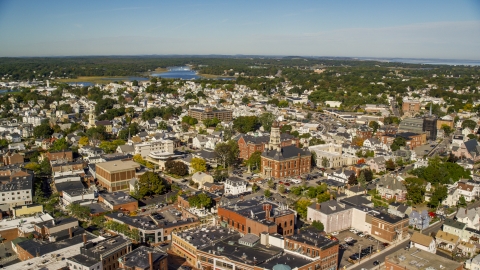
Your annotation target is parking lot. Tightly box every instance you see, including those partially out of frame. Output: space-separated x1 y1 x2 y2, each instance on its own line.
335 229 386 268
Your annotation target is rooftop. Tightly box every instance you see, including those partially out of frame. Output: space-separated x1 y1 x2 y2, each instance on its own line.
119 246 167 269
385 248 462 270
285 227 337 250
95 159 140 173
99 191 137 205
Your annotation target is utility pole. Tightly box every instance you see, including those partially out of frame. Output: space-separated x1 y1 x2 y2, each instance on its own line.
358 244 363 263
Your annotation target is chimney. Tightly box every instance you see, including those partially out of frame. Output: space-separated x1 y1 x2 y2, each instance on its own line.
263 204 272 221
466 209 468 215
330 194 333 201
83 233 87 245
316 203 320 210
69 227 73 239
36 249 39 257
148 251 153 270
240 195 244 201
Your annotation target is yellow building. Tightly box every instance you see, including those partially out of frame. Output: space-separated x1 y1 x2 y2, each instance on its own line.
13 204 43 218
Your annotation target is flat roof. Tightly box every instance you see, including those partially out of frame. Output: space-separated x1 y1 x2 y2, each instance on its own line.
285 227 337 250
119 246 167 269
95 160 140 173
99 191 137 205
385 248 462 270
2 213 53 233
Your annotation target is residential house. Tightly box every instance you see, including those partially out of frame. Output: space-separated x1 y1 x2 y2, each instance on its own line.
453 139 480 162
436 230 460 252
327 168 356 184
466 253 480 270
344 185 366 197
410 232 436 253
456 207 480 230
387 202 412 218
376 175 407 202
191 172 214 189
409 210 431 230
224 176 250 195
443 219 467 241
366 157 386 173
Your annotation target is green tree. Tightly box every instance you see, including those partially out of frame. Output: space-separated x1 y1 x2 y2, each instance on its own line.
295 198 311 219
191 157 207 173
214 140 239 168
369 121 379 133
242 97 250 104
311 220 324 231
428 185 448 208
0 139 9 148
24 162 41 173
258 112 276 132
267 179 275 189
66 203 91 220
99 140 126 153
458 195 467 207
278 184 286 194
264 189 272 198
348 174 357 185
321 157 329 168
203 117 220 128
309 137 325 146
233 116 260 133
316 192 331 203
280 124 292 133
278 100 289 108
40 158 52 175
136 172 166 198
51 138 69 151
252 183 259 193
358 171 367 187
390 137 406 151
404 177 425 204
245 151 262 169
462 119 476 130
79 136 89 147
33 123 53 139
188 193 213 208
441 124 453 137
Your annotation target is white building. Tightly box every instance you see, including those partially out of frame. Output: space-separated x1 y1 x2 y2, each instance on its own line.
224 177 250 195
133 139 174 159
0 174 33 211
309 143 358 168
410 232 436 253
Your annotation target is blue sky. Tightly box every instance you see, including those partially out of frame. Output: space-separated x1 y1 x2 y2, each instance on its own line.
0 0 480 59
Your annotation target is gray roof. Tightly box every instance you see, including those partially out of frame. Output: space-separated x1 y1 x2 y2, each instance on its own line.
261 145 310 161
443 218 466 230
310 200 352 214
464 139 480 156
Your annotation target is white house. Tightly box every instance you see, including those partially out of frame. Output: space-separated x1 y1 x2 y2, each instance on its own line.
466 253 480 270
224 177 250 195
410 232 436 254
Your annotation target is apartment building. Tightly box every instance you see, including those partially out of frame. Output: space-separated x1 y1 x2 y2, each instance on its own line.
0 173 33 210
188 106 233 122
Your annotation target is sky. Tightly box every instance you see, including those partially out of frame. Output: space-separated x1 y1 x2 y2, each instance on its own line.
0 0 480 59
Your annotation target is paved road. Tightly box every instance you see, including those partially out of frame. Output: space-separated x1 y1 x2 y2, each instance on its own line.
349 238 409 270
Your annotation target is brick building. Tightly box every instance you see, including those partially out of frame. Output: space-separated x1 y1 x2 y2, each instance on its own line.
355 125 373 140
402 100 421 117
218 198 295 237
284 227 339 268
172 226 331 270
95 160 141 192
98 191 138 212
237 133 299 160
188 107 233 122
2 152 23 165
67 235 132 270
46 150 73 162
370 213 409 242
261 122 311 179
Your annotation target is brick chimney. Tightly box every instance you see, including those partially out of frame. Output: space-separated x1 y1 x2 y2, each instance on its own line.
316 203 320 210
330 194 333 201
69 227 73 239
83 233 87 245
263 204 272 221
148 251 153 270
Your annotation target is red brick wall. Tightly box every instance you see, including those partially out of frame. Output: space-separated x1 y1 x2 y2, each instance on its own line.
274 213 295 236
261 155 311 179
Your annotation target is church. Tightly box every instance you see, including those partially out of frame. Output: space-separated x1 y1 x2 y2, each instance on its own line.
260 122 311 179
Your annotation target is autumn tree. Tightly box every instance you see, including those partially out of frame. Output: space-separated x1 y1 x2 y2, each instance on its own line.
191 157 207 172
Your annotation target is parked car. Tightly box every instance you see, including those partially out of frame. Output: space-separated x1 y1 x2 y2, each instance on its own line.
331 231 339 236
349 228 357 233
373 260 380 266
